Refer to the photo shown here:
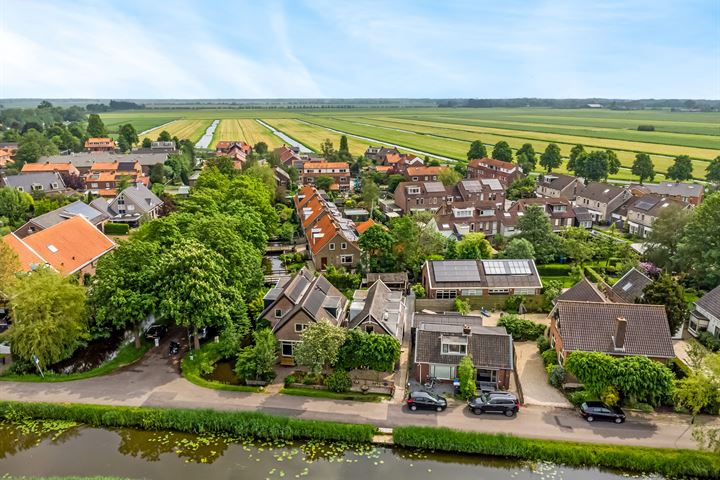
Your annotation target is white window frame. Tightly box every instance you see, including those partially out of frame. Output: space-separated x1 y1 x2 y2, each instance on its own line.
294 323 306 333
275 309 283 318
441 342 467 355
329 243 335 251
340 242 347 250
281 341 297 357
340 254 354 264
436 289 457 299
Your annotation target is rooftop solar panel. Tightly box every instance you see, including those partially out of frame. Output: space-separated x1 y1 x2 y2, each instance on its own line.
482 259 532 275
461 180 482 192
424 182 446 193
433 260 481 282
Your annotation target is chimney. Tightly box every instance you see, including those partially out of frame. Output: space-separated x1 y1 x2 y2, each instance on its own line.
613 317 627 350
463 324 471 335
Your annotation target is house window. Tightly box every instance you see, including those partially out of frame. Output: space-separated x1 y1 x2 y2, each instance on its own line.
430 364 454 380
441 342 467 355
412 176 418 181
408 187 421 195
476 369 497 384
365 325 374 333
31 184 43 191
514 288 536 295
281 342 296 357
16 187 24 192
329 243 335 251
295 323 306 333
461 289 482 296
275 309 283 318
91 183 98 188
489 288 510 295
340 242 347 250
340 255 353 264
436 289 457 299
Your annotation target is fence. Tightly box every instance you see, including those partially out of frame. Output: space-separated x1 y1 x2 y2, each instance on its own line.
415 295 544 313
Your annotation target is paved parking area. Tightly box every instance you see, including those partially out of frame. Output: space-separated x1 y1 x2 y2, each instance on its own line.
514 342 571 408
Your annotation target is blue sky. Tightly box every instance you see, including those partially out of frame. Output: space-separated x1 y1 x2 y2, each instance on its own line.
1 0 718 98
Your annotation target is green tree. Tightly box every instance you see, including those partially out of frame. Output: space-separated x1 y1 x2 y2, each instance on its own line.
338 135 349 154
644 204 693 270
578 150 610 182
501 238 535 259
117 136 130 153
233 328 277 382
640 274 689 336
361 177 380 208
88 239 161 345
632 153 655 184
539 143 562 173
506 176 536 200
157 130 172 142
118 124 139 151
293 320 347 375
567 144 586 174
86 114 108 138
515 143 536 173
4 268 87 368
337 329 400 372
456 232 492 259
614 355 674 406
706 155 720 185
561 227 596 266
542 280 563 310
678 192 720 289
517 204 558 263
667 155 694 181
141 138 152 148
0 187 34 227
411 283 426 298
14 129 59 166
491 141 513 162
388 214 447 276
320 139 335 160
457 355 476 400
605 150 621 178
454 297 471 315
438 168 462 186
0 241 19 296
359 224 397 272
675 372 717 419
387 174 405 193
564 351 616 396
315 175 334 192
253 141 268 154
467 140 487 160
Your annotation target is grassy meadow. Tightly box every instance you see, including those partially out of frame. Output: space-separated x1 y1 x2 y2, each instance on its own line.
101 107 719 182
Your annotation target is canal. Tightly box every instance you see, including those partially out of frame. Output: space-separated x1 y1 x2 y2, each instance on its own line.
0 422 662 479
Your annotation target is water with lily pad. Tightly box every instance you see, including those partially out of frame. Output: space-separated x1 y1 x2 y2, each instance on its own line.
0 421 663 479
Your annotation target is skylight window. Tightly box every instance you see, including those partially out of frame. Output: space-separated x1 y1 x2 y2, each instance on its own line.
47 244 59 253
622 282 633 291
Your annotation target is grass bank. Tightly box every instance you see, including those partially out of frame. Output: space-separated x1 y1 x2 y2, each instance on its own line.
0 401 377 443
393 426 720 479
181 343 261 393
281 387 389 403
0 341 151 383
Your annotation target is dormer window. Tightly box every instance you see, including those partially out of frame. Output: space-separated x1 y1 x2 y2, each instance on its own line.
441 337 468 355
408 187 420 195
31 184 43 191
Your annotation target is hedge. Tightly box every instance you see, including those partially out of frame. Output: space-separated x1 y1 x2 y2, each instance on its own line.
104 222 130 235
393 426 720 479
497 315 546 341
0 401 376 443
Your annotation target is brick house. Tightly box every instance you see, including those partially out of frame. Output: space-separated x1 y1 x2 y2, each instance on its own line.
85 138 116 152
508 197 577 232
393 181 451 214
90 184 163 227
688 285 720 338
643 181 704 206
21 161 80 177
260 268 348 365
536 174 583 200
549 301 675 363
301 161 351 192
0 171 68 196
404 166 448 182
574 182 631 224
625 194 690 238
14 200 108 238
430 201 503 239
348 280 405 341
414 313 514 390
421 259 542 299
607 267 652 303
467 158 523 186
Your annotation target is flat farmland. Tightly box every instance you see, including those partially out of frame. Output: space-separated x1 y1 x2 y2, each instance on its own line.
100 112 180 134
139 119 212 143
210 119 281 149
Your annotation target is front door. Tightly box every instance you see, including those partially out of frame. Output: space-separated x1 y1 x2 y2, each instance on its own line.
320 257 328 268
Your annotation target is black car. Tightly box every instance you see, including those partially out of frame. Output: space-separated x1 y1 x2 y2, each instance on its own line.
468 392 520 417
579 401 626 423
407 390 447 412
144 324 168 340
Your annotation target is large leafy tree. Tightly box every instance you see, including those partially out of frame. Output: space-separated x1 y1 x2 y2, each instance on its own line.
506 176 536 200
0 187 34 227
678 192 720 289
564 351 616 396
576 150 610 182
388 215 446 275
88 240 161 344
644 204 693 270
707 155 720 186
517 204 558 263
14 129 59 166
315 175 334 192
567 144 586 174
457 355 476 400
0 241 19 296
438 168 462 186
539 143 562 173
86 114 108 138
456 232 492 259
500 238 535 259
515 143 536 173
294 320 347 375
613 355 674 406
118 124 139 152
361 177 380 207
640 274 688 336
605 150 621 178
4 268 88 368
631 153 655 184
337 329 400 372
467 140 487 160
667 155 694 181
359 224 397 273
234 328 277 382
491 141 513 162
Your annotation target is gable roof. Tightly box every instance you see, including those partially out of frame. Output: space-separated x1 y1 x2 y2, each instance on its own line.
557 278 607 303
537 174 578 191
414 314 513 369
611 267 652 303
406 166 447 177
355 218 377 235
117 184 162 215
2 233 47 272
554 300 674 358
468 157 520 172
21 200 108 231
425 259 542 289
4 215 115 275
42 152 168 168
349 280 405 337
695 285 720 320
644 181 704 199
21 162 77 174
576 182 626 203
2 171 66 192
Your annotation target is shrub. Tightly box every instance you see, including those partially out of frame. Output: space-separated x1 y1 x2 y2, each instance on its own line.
600 386 620 406
542 349 558 367
503 295 523 312
454 297 471 315
637 125 656 131
457 355 476 400
497 315 546 341
547 365 565 388
0 401 377 443
324 370 352 393
536 336 550 353
410 284 425 299
104 222 130 235
284 374 296 387
392 426 720 479
568 390 597 406
698 332 720 352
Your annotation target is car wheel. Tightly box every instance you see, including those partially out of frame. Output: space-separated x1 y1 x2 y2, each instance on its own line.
410 405 417 411
436 406 443 412
504 409 515 417
614 417 623 424
472 408 482 415
586 415 594 422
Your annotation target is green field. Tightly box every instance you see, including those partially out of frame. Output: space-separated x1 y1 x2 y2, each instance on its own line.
139 119 212 143
100 107 719 182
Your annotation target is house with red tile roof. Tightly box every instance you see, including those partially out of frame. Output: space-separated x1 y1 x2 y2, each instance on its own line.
21 161 80 176
216 141 252 155
301 161 351 192
404 165 448 182
467 158 523 186
85 138 116 152
2 215 115 276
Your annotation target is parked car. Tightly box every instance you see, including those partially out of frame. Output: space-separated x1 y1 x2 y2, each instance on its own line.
144 324 168 340
407 390 447 412
468 392 520 417
579 401 626 423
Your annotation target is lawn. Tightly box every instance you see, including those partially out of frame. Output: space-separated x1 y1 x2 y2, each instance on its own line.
139 119 213 143
210 119 283 149
281 387 389 402
537 263 576 288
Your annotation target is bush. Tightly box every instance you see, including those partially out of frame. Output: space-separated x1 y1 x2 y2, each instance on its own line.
324 370 352 393
637 125 656 131
284 374 297 387
410 284 425 299
497 314 546 341
547 365 564 388
392 426 720 479
697 332 720 352
454 297 471 315
104 222 130 235
600 386 620 406
541 349 558 367
503 295 523 312
536 337 550 353
0 401 377 443
568 390 597 406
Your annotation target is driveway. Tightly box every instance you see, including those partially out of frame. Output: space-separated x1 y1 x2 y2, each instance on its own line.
514 342 571 408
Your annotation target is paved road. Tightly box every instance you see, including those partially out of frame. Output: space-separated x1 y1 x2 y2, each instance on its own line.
0 345 715 450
